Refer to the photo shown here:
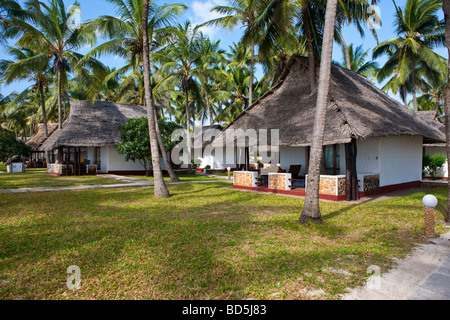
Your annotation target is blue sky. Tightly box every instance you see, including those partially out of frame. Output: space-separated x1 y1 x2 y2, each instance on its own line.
0 0 448 103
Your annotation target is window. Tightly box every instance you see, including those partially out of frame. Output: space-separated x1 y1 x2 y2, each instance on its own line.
323 145 340 175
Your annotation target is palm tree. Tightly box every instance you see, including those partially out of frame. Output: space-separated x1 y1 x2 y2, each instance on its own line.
161 21 203 173
194 34 226 126
10 0 100 128
142 0 169 198
82 0 186 104
0 47 51 137
441 0 450 223
84 0 185 181
201 0 263 107
0 0 28 44
374 0 445 112
247 0 379 92
338 44 379 79
299 0 339 224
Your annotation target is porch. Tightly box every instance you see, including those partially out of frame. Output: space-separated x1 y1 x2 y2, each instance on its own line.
47 146 100 176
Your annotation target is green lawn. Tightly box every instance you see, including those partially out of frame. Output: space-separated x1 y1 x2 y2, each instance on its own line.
0 172 123 189
128 173 228 182
0 183 447 300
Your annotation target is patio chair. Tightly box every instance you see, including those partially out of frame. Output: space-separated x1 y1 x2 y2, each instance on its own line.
287 165 305 189
288 165 302 179
256 164 279 186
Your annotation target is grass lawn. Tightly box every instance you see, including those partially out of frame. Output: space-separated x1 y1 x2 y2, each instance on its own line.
0 182 448 300
0 172 124 189
128 173 227 182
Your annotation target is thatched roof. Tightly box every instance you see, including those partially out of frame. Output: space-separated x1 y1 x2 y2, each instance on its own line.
26 123 58 151
415 111 446 147
40 101 147 151
211 55 445 148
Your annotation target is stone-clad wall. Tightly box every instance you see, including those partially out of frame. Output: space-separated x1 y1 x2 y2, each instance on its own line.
307 175 347 196
234 171 257 187
268 173 292 190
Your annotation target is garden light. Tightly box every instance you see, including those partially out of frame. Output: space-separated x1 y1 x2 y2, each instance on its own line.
422 195 437 238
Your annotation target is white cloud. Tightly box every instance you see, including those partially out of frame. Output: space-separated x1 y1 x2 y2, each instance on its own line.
189 0 228 39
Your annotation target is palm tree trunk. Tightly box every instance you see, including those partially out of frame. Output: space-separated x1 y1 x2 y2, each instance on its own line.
442 1 450 223
39 83 50 165
154 109 180 182
202 73 214 126
38 84 48 138
304 7 316 92
411 70 418 112
338 29 351 70
142 0 170 198
185 88 193 174
299 0 338 224
249 41 255 107
57 69 62 129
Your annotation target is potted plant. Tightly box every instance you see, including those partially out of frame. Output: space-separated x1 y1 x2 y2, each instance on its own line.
203 165 211 173
192 158 202 173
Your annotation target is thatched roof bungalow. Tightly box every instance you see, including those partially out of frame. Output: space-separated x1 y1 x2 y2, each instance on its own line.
40 100 148 175
25 123 58 168
26 123 59 152
210 55 446 200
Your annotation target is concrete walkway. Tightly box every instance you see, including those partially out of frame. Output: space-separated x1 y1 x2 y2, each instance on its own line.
0 174 231 193
343 229 450 300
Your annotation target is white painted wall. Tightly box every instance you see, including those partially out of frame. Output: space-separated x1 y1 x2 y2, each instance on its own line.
279 146 307 176
378 136 423 186
107 146 148 172
356 138 380 175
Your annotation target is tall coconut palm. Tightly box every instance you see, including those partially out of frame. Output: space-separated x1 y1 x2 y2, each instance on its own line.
374 0 445 112
0 0 29 44
247 0 379 92
0 47 51 137
10 0 100 128
161 21 203 173
338 43 379 79
81 0 186 103
83 0 185 181
441 0 450 223
142 0 169 198
201 0 263 107
194 34 226 126
299 0 339 224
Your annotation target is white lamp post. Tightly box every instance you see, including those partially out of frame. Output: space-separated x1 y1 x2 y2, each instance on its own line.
422 195 438 238
227 167 231 180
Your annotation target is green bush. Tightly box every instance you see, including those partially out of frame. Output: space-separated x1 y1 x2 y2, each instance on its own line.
0 130 31 163
423 153 447 180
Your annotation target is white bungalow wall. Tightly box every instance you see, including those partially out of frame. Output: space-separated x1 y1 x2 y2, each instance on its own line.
378 136 423 186
106 146 152 172
279 146 307 176
277 136 422 188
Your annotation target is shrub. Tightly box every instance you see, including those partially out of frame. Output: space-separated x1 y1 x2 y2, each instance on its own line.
423 153 447 180
0 130 31 163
